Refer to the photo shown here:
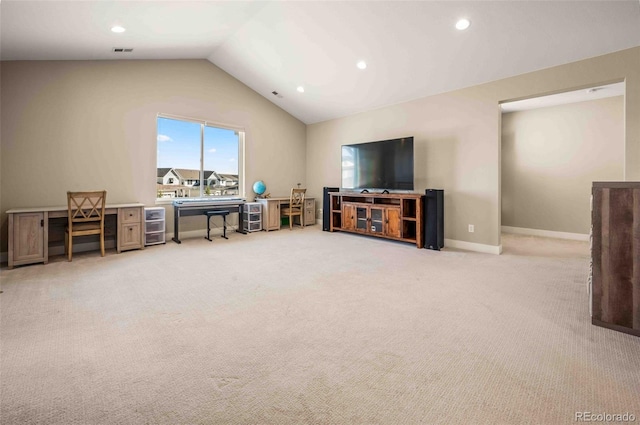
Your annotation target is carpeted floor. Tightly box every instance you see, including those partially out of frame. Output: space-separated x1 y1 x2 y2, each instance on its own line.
1 227 639 424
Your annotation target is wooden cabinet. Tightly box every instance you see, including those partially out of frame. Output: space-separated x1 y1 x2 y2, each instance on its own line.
304 198 315 226
342 203 401 238
258 197 316 231
330 192 423 248
118 207 144 252
258 199 281 231
591 182 640 337
8 212 47 267
7 203 145 268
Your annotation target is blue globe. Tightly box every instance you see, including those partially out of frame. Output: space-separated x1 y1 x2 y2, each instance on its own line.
252 180 266 196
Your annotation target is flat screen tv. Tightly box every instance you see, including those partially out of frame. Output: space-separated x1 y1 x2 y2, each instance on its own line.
341 137 414 191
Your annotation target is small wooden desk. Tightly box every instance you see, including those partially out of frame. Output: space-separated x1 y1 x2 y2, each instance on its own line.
256 197 316 231
6 203 145 269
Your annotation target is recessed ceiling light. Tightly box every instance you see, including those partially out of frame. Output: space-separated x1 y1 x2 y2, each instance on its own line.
297 86 305 93
111 26 126 33
357 60 367 70
455 19 470 30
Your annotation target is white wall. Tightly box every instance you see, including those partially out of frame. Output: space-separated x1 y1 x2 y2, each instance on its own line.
502 96 624 235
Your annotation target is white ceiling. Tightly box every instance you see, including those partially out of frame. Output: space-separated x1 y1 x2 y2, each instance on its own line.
2 1 639 124
501 82 626 113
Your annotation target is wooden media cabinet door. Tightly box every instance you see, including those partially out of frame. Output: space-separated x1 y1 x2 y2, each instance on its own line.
385 207 402 239
341 203 356 231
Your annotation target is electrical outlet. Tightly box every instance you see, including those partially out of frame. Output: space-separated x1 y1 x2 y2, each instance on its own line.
468 224 475 233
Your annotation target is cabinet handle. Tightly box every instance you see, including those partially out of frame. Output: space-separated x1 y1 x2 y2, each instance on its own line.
41 219 44 227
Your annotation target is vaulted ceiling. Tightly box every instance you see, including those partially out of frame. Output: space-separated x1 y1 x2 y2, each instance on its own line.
2 1 639 124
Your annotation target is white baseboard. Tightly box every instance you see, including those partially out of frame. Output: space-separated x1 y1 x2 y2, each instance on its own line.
501 226 589 241
444 239 502 255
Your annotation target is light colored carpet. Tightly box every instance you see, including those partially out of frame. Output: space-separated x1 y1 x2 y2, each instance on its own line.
1 228 639 424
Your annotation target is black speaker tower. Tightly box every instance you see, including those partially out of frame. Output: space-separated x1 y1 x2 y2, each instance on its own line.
424 189 444 250
323 187 340 231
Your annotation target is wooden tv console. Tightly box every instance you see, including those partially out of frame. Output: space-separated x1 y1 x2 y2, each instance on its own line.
328 192 424 248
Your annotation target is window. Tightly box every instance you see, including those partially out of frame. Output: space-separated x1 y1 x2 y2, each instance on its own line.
156 115 244 199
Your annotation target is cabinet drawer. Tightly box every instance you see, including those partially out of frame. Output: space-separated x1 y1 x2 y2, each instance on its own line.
243 221 262 232
145 220 165 233
246 203 261 213
145 232 165 245
121 207 141 224
145 207 165 221
120 223 142 248
243 213 261 222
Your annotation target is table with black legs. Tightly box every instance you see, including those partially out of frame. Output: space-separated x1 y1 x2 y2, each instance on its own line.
171 198 246 244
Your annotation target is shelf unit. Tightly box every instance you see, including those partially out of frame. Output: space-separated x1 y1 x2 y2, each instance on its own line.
329 192 424 248
144 207 166 246
243 202 262 232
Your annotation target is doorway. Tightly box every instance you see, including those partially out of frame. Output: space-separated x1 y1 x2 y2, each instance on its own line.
499 82 625 253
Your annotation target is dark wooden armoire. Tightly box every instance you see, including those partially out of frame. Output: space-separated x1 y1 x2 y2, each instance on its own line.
591 182 640 337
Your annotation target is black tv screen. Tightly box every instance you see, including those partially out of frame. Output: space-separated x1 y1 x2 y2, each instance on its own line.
341 137 414 191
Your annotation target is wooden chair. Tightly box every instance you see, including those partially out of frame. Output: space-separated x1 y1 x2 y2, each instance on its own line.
65 190 106 261
281 188 306 230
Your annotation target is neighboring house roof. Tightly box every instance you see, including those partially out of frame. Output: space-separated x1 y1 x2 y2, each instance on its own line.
207 171 223 181
157 168 174 178
193 171 220 186
173 168 200 180
218 174 239 181
157 168 235 184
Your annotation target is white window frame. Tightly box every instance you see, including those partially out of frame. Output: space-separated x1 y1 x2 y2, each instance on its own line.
156 113 245 204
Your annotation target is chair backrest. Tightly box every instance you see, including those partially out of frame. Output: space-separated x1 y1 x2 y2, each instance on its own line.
290 188 306 208
67 191 107 226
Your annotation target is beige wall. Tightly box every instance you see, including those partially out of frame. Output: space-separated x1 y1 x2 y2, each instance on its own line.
502 96 624 235
0 60 306 249
306 47 640 249
2 47 639 253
